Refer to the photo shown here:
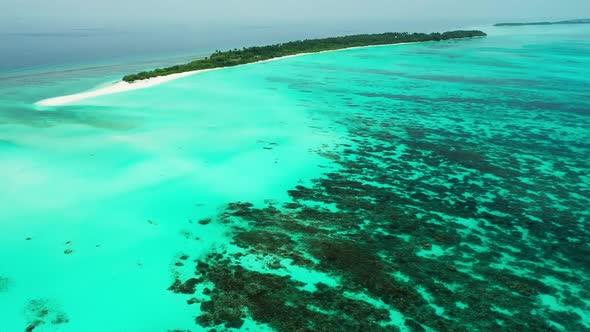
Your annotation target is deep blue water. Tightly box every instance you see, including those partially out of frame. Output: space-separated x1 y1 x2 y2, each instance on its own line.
0 19 490 73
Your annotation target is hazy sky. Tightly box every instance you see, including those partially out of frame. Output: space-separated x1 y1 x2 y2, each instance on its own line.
2 0 589 27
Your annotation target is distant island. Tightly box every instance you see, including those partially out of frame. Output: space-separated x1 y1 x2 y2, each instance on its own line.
495 18 590 27
122 30 486 82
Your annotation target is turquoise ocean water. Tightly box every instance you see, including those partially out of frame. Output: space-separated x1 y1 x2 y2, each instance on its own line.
1 24 589 331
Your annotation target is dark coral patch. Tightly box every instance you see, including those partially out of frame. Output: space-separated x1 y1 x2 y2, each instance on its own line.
168 278 201 294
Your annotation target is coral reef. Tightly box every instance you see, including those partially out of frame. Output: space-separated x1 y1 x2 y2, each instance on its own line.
24 299 69 331
166 41 590 331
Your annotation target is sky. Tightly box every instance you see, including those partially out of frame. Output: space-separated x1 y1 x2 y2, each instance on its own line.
1 0 589 28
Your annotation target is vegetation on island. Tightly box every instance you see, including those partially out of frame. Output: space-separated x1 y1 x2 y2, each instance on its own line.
122 30 486 82
495 18 590 27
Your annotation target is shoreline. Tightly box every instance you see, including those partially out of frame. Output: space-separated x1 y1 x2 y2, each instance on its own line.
35 42 418 107
35 41 446 107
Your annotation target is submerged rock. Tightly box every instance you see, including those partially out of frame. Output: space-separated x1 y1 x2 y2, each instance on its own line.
0 276 9 292
198 219 212 225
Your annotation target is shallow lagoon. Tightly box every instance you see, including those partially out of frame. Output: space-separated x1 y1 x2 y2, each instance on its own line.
1 24 589 331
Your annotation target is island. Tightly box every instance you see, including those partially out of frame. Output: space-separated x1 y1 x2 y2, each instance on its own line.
122 30 486 82
495 18 590 27
36 30 487 107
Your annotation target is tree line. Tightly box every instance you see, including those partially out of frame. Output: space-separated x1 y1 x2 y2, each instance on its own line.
122 30 487 82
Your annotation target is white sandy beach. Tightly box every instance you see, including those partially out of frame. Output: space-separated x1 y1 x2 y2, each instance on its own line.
36 68 221 107
36 42 416 107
